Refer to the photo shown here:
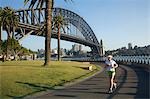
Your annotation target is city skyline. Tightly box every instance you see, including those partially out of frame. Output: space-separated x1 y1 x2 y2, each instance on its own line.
1 0 149 51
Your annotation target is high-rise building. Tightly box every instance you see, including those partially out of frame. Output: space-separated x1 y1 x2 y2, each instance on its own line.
128 43 132 49
52 49 57 54
79 45 82 51
72 44 79 52
60 48 66 56
38 49 45 54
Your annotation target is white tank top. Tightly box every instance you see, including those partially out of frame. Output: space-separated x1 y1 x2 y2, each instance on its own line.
105 60 116 72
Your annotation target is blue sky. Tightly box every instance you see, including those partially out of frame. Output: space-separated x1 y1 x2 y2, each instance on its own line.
0 0 150 51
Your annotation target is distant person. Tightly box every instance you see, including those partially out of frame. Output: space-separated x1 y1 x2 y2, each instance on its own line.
105 55 118 93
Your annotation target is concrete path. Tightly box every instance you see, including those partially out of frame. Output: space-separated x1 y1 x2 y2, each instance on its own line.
26 63 149 99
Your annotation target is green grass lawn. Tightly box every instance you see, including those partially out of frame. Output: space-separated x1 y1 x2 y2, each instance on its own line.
0 61 99 99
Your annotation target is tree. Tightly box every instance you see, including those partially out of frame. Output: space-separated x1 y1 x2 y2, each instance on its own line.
1 38 36 61
1 40 6 54
0 7 19 60
9 38 22 60
0 7 19 38
52 13 68 61
1 39 21 60
24 0 72 66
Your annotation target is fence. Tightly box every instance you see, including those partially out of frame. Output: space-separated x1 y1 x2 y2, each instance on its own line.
61 55 150 65
113 55 150 65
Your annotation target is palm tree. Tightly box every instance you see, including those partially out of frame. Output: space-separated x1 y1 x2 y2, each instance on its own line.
52 13 68 61
24 0 72 66
0 7 19 60
24 0 54 66
0 7 19 38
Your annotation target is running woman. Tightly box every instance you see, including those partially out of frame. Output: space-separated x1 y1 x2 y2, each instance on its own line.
105 55 118 93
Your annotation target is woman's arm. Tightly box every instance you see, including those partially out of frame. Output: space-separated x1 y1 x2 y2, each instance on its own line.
114 63 118 68
104 64 108 68
105 62 110 68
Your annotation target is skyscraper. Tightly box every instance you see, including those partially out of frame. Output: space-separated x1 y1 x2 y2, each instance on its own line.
79 45 82 51
72 44 79 52
128 43 132 49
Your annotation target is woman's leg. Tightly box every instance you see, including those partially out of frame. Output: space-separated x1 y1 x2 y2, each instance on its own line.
113 72 117 89
107 71 112 92
109 72 115 92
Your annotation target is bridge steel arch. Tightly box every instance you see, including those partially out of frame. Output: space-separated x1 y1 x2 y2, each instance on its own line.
15 8 101 56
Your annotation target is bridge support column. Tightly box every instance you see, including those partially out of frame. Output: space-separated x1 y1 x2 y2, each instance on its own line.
99 39 104 56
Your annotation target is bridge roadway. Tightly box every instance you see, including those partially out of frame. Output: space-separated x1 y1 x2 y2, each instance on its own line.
25 63 150 99
16 23 99 47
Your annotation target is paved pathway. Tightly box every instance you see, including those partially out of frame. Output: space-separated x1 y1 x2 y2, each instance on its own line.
26 63 149 99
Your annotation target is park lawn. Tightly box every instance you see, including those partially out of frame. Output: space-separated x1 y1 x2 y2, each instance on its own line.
0 61 99 99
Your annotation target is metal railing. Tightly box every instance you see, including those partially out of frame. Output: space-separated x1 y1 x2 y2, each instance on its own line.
60 55 150 65
113 55 150 65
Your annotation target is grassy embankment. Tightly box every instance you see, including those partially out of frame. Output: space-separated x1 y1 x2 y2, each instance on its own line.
0 60 100 99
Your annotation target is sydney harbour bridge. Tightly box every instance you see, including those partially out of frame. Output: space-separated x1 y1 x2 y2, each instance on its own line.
14 7 103 56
